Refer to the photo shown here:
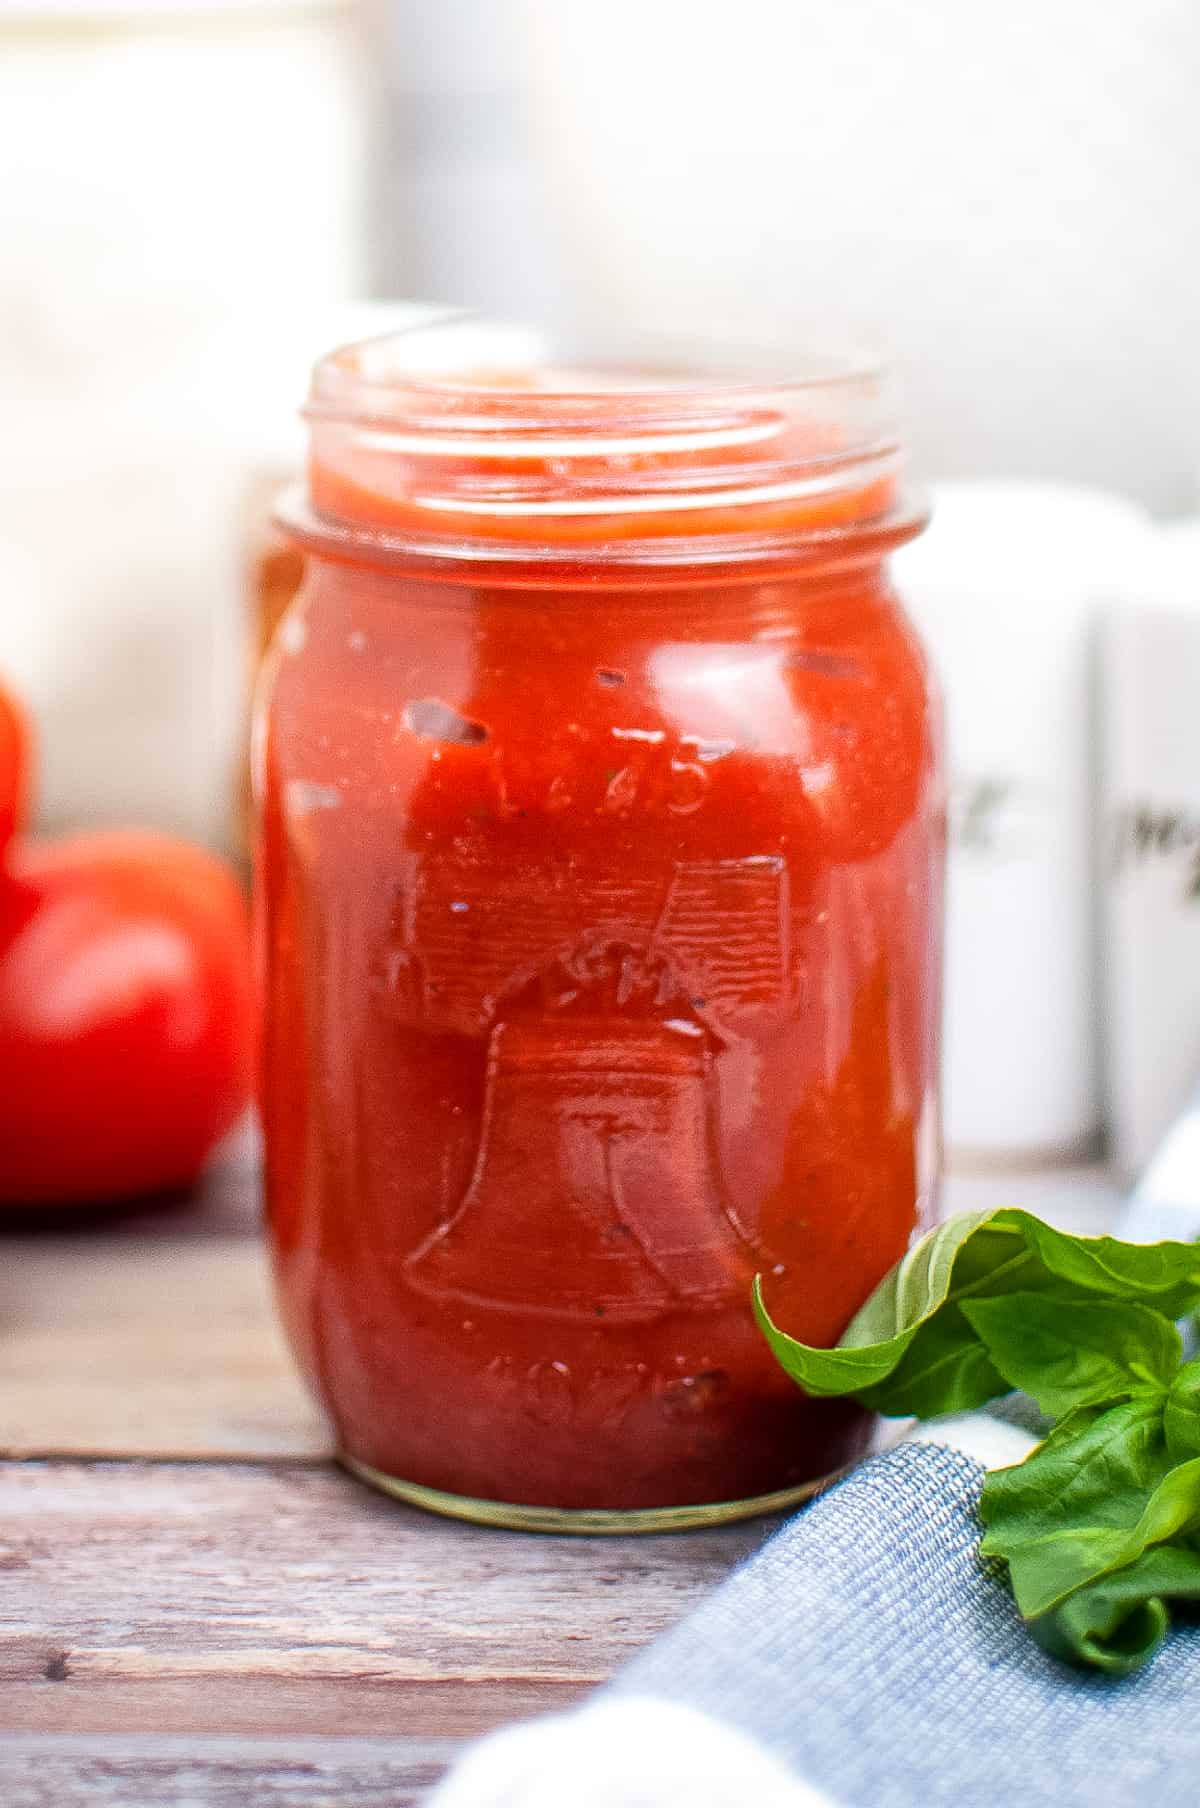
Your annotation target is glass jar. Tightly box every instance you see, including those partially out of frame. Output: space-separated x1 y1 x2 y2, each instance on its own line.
234 473 308 863
257 317 943 1530
233 306 437 864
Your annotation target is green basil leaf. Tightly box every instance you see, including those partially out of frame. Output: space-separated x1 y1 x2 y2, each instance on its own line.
1031 1399 1117 1457
752 1275 1009 1416
1030 1545 1200 1675
1002 1526 1138 1620
751 1276 918 1398
981 1399 1200 1670
837 1210 996 1346
995 1456 1200 1619
1017 1217 1200 1319
752 1213 1014 1413
979 1396 1170 1550
1165 1356 1200 1463
1125 1454 1200 1547
755 1207 1200 1674
851 1306 1008 1418
755 1208 1200 1419
960 1294 1181 1418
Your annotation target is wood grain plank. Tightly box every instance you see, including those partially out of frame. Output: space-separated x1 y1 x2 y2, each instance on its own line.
0 1459 763 1741
0 1668 582 1738
0 1733 458 1808
0 1230 330 1462
0 1126 330 1463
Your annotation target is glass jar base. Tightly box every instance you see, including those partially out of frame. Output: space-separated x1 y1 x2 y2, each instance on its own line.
340 1453 838 1533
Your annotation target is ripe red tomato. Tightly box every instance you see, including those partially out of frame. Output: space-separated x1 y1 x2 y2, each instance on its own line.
0 831 253 1204
0 676 31 856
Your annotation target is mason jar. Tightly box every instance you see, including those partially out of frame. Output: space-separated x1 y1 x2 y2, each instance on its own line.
256 317 943 1530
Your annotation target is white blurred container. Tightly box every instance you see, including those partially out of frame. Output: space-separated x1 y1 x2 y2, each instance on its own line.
367 0 564 319
1100 522 1200 1177
523 0 1200 512
0 1 366 845
893 482 1150 1165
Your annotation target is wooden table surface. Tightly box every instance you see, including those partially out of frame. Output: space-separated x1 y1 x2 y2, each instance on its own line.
0 1134 772 1807
0 1135 1119 1807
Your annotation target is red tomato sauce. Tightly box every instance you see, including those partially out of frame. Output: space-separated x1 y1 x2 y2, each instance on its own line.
258 330 942 1518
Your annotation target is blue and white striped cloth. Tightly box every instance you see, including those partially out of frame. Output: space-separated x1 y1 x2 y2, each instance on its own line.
431 1110 1200 1808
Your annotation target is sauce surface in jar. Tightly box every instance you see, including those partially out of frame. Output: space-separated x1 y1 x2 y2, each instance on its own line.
258 318 943 1527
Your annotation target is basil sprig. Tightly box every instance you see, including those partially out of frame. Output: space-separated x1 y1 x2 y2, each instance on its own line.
755 1209 1200 1675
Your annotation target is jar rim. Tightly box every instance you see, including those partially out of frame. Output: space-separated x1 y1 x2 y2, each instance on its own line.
306 310 896 420
299 311 916 571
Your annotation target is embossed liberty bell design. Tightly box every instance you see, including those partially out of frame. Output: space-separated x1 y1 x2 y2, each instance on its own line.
406 943 760 1322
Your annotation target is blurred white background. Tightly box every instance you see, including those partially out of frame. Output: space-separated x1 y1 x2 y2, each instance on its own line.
386 0 1200 508
7 0 1200 843
0 0 366 840
4 0 1200 1168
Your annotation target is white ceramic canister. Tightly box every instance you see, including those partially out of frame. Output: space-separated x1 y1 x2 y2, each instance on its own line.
0 1 366 846
1100 521 1200 1178
892 481 1151 1166
365 0 565 319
